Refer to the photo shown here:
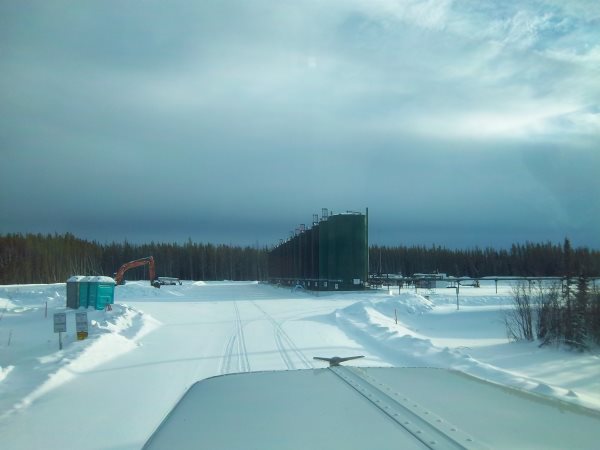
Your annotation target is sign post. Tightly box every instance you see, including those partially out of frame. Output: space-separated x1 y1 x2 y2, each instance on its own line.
76 312 89 340
456 284 460 310
53 312 66 350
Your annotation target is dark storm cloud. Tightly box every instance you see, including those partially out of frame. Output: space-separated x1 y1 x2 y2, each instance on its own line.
1 0 599 248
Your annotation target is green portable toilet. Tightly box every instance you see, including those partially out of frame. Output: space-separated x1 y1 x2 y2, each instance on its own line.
66 275 86 308
66 276 116 309
87 276 116 310
79 277 92 308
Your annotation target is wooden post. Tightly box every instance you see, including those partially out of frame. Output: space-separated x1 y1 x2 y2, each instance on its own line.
456 284 460 310
395 309 398 324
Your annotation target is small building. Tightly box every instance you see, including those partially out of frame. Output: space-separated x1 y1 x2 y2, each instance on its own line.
413 273 448 289
67 276 116 310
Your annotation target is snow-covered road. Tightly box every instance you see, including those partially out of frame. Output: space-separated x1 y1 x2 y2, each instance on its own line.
0 282 382 449
1 281 599 449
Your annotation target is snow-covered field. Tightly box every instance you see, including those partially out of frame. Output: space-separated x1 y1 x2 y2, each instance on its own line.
1 281 599 449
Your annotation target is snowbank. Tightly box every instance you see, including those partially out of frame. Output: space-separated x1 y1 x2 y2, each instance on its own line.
0 284 160 419
0 365 14 383
333 293 600 411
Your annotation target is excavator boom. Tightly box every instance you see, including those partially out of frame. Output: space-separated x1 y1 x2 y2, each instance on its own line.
114 256 158 287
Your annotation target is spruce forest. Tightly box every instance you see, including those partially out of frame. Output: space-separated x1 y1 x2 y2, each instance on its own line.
1 232 600 285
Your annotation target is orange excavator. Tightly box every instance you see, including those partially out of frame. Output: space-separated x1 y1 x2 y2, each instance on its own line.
113 256 160 288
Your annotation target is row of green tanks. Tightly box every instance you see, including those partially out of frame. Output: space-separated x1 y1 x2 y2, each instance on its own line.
268 209 368 290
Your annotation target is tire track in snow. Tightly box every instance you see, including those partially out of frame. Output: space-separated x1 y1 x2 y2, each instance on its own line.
273 328 295 370
219 333 237 375
250 301 313 370
234 301 251 372
219 301 250 374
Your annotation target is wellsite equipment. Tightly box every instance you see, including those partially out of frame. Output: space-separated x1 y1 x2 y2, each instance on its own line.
268 209 369 291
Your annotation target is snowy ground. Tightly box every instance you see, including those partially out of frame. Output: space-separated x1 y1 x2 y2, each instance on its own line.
1 280 599 449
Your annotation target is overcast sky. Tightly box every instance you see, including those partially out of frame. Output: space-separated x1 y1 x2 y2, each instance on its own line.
1 0 599 248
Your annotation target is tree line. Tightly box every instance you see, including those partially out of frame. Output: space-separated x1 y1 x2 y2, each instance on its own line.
370 239 600 277
0 233 267 284
1 233 600 285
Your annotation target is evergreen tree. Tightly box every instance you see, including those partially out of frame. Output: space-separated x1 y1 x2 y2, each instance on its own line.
571 276 589 350
590 286 600 344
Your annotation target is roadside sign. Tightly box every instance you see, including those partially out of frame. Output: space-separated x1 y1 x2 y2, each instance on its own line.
76 312 89 340
75 312 88 332
53 313 67 333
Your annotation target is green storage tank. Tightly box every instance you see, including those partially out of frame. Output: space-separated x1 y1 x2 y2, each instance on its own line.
324 213 367 290
318 219 330 288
